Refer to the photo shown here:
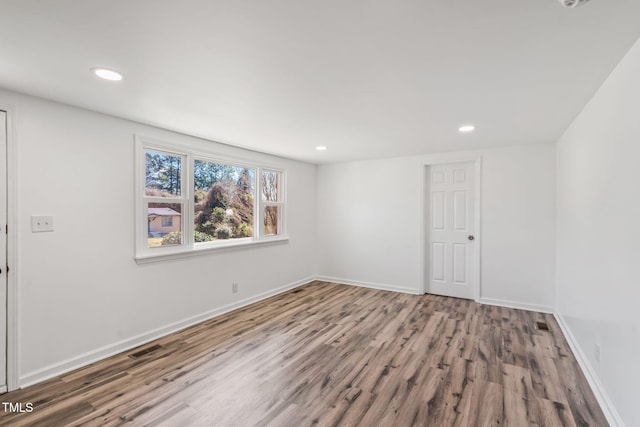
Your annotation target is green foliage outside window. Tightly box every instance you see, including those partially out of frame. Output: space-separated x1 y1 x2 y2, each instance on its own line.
193 163 254 241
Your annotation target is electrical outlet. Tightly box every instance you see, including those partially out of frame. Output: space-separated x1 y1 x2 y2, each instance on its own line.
31 215 54 232
594 344 600 363
232 283 239 293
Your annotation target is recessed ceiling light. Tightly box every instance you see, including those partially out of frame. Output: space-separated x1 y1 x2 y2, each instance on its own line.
458 125 475 133
316 146 328 151
91 67 124 81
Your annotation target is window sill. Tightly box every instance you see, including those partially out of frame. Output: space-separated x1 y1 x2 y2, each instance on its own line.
134 236 289 265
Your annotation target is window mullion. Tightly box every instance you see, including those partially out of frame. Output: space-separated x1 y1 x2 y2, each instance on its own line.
143 196 186 204
256 167 262 240
184 154 194 248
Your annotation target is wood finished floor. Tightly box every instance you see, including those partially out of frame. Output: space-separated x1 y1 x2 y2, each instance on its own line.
0 281 607 427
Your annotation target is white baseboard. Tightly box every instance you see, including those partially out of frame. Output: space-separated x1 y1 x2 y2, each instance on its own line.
0 385 6 394
315 275 421 295
479 297 553 314
554 312 624 427
19 276 314 389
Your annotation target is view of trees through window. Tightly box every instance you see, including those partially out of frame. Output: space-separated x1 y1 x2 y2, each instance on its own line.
194 160 255 242
145 151 182 197
143 147 281 249
261 170 280 235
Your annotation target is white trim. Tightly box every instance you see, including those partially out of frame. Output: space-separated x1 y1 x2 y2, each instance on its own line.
135 139 190 258
420 156 482 300
137 134 285 171
554 312 624 427
479 297 554 314
258 168 286 239
19 276 315 388
135 236 289 264
0 109 5 392
0 385 6 394
1 105 19 391
473 159 482 301
420 162 432 295
315 275 421 295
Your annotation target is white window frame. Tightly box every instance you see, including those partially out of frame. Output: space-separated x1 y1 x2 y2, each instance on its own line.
134 135 288 263
260 169 286 237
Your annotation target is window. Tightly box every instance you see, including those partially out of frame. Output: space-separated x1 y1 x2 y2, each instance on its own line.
135 136 286 261
261 170 283 236
144 150 186 248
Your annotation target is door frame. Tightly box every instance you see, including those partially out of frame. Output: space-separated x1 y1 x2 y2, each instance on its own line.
1 106 18 391
420 154 482 300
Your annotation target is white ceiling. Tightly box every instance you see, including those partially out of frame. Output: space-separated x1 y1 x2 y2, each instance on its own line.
1 0 639 164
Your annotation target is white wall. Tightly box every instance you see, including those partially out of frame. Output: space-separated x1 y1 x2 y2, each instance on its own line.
480 146 556 310
317 157 422 293
1 88 317 386
556 38 640 427
317 144 556 310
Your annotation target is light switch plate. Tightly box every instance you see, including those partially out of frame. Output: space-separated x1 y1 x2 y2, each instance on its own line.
31 215 54 232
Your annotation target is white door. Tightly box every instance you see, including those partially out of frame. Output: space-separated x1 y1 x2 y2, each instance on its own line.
427 162 476 300
0 111 6 391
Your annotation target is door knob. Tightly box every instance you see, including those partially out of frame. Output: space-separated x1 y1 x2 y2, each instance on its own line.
468 235 475 241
